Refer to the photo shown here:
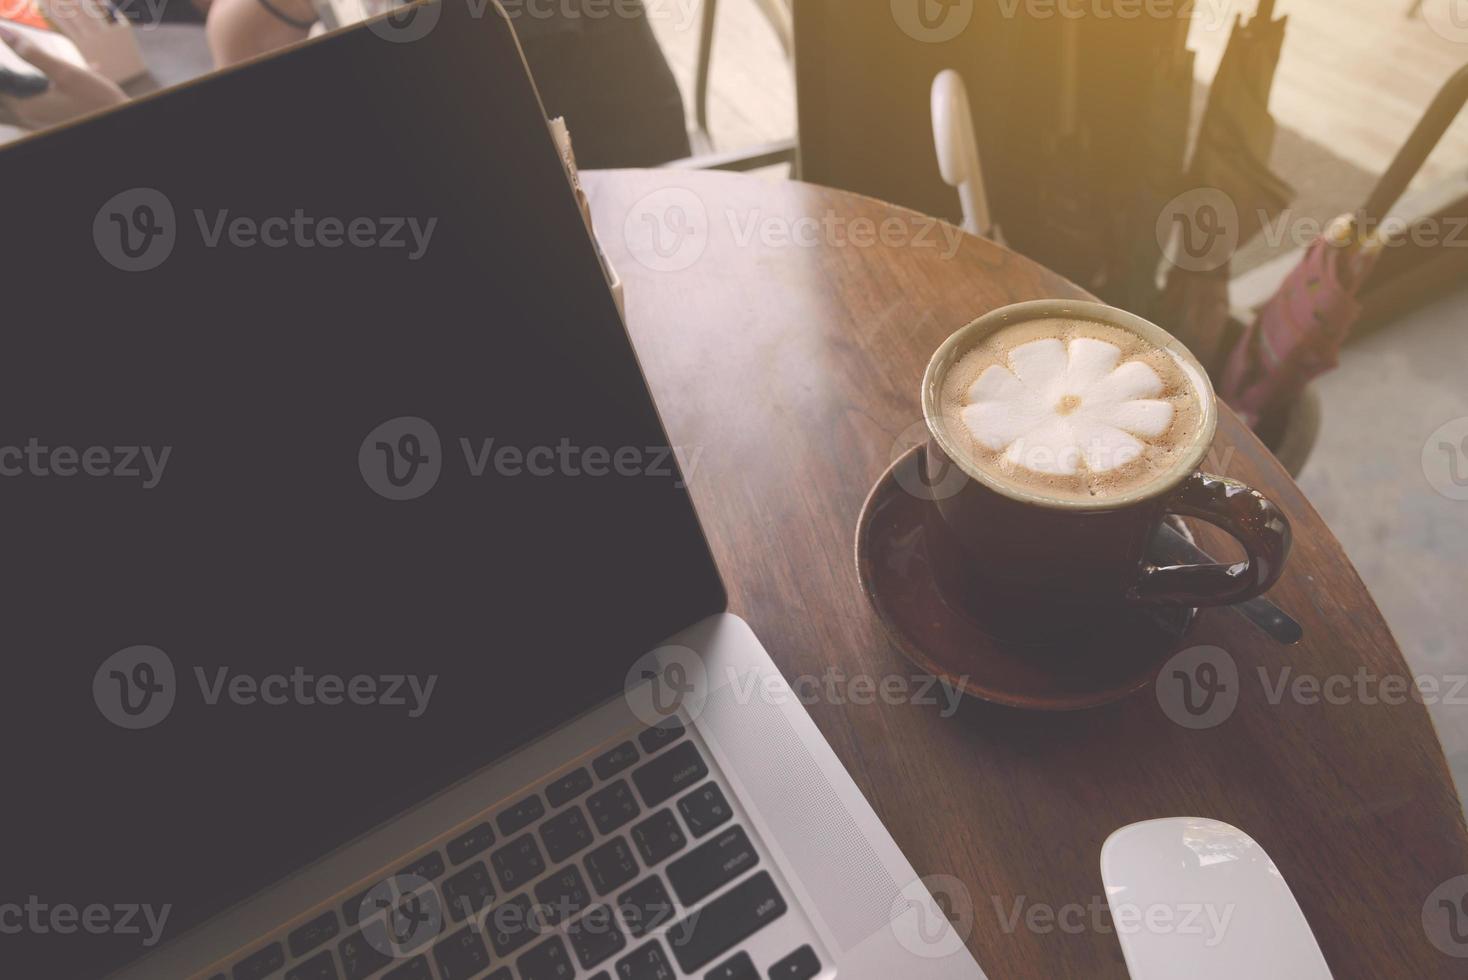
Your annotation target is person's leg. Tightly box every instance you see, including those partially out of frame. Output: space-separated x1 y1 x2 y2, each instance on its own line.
515 1 691 168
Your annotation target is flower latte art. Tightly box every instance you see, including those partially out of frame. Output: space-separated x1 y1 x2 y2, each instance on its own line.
938 318 1205 501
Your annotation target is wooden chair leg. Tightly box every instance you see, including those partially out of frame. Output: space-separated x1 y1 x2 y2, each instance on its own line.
693 0 719 146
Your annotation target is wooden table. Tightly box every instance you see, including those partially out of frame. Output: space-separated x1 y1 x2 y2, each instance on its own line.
585 169 1468 977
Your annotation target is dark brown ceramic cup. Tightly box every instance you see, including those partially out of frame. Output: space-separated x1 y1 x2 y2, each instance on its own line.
920 300 1290 614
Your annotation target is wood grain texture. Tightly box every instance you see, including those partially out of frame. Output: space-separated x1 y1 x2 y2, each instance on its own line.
585 168 1468 978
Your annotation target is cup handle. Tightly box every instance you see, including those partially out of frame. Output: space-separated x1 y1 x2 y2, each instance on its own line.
1129 472 1292 607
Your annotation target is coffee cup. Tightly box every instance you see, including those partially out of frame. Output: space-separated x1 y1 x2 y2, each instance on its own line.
920 299 1290 614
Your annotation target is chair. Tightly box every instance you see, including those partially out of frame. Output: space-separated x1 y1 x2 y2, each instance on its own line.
671 0 798 172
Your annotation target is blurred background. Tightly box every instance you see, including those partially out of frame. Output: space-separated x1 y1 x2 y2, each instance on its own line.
4 0 1466 803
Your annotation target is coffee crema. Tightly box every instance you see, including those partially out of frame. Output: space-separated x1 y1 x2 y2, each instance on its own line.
936 317 1206 502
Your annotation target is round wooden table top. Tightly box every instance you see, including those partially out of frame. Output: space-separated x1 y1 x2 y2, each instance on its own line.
584 168 1468 977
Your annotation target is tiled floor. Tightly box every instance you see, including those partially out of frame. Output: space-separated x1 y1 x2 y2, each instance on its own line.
1296 291 1468 808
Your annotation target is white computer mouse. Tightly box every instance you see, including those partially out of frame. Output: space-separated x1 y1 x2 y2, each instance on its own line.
1099 817 1333 979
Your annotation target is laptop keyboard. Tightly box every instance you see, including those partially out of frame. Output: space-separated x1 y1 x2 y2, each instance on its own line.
220 719 822 980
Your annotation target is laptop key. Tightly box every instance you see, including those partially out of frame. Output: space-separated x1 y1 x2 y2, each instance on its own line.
232 941 283 979
446 820 496 865
546 767 594 808
487 892 541 957
433 925 493 980
541 805 595 863
677 782 733 838
665 871 786 973
631 741 708 808
594 740 641 780
442 860 496 922
705 951 757 980
534 864 592 925
618 875 676 939
497 794 547 836
567 903 627 969
769 945 821 980
491 833 546 891
587 779 642 835
518 935 574 980
337 928 393 980
283 950 337 980
383 955 432 980
585 836 640 895
616 940 676 980
638 718 686 755
342 881 385 927
398 850 446 883
631 809 687 867
666 826 759 906
288 909 341 958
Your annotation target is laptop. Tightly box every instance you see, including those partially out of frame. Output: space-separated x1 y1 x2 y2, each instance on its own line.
0 4 986 979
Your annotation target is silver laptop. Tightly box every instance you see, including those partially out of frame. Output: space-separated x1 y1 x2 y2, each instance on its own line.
0 4 986 979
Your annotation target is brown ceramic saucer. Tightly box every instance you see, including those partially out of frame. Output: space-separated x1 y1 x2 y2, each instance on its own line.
855 445 1199 711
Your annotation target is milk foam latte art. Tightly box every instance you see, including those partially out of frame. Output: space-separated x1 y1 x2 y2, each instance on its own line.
937 317 1206 502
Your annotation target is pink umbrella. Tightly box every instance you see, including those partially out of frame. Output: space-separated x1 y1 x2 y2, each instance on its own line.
1220 216 1381 428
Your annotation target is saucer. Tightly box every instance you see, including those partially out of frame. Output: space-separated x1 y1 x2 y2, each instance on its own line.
855 446 1198 711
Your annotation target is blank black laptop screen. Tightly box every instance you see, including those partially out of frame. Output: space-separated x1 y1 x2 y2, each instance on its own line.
0 6 725 976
